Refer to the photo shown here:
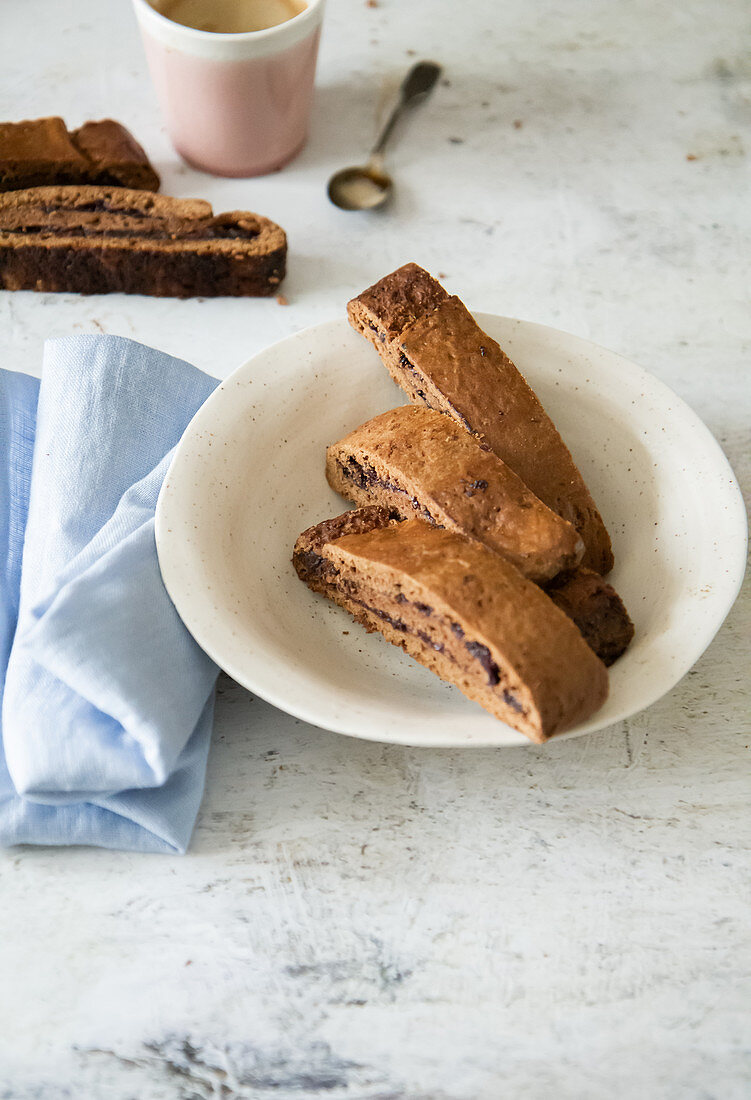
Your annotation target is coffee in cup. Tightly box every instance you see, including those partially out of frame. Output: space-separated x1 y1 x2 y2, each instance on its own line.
133 0 325 177
158 0 307 34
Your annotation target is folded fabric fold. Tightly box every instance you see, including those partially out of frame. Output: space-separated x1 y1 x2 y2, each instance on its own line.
0 335 220 853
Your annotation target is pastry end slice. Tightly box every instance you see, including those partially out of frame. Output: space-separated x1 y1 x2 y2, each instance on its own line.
294 508 608 742
347 262 448 348
546 568 634 666
293 505 395 594
70 120 160 191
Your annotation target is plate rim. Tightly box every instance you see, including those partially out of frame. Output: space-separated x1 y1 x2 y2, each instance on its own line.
156 313 748 748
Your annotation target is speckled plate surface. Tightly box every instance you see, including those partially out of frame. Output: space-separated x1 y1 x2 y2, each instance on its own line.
155 315 746 747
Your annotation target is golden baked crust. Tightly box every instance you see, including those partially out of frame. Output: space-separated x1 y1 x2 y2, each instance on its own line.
326 404 584 584
347 264 614 575
294 508 609 741
0 185 286 297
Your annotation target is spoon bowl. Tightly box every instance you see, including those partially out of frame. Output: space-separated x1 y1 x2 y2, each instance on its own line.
327 162 392 211
326 60 441 211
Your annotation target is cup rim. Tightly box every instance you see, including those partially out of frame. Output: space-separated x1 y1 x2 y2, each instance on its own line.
132 0 324 45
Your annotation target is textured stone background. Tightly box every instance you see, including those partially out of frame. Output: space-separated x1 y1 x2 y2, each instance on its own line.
0 0 749 1096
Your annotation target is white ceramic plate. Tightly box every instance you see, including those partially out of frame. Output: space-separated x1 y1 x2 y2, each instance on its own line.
155 316 747 747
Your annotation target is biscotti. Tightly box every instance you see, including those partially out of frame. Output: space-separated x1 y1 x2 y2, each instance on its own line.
293 508 609 742
0 117 160 192
325 405 633 663
348 263 614 575
546 568 634 667
293 504 395 586
70 121 160 191
351 261 449 346
0 185 286 297
326 405 584 584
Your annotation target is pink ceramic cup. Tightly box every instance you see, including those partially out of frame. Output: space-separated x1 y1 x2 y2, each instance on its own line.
132 0 325 177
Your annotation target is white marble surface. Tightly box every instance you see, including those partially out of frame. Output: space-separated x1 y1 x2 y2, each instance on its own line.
1 1 749 1097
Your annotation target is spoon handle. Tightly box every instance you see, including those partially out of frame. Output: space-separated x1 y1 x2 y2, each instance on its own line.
370 61 442 159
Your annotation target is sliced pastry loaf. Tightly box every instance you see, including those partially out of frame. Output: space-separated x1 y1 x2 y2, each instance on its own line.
0 185 286 297
347 264 614 575
293 504 396 592
293 508 609 742
70 120 160 191
326 404 584 584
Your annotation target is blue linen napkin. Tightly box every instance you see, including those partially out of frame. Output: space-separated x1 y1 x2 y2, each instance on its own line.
0 335 219 853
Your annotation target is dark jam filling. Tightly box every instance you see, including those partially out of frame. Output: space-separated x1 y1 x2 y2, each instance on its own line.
49 200 141 215
503 690 524 714
362 587 521 706
296 548 326 578
450 620 521 705
397 351 431 403
464 640 501 687
10 224 166 240
6 203 259 242
339 457 437 523
417 630 445 653
71 201 140 215
463 479 488 498
395 592 429 614
366 603 408 632
367 320 387 344
204 222 260 240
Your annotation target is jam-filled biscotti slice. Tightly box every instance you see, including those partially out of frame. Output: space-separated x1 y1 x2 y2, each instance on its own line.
70 120 161 191
326 404 584 585
0 185 286 297
347 264 614 575
546 567 634 667
293 508 609 742
325 406 633 663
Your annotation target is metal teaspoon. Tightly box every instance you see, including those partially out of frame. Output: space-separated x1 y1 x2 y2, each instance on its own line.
327 60 442 211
